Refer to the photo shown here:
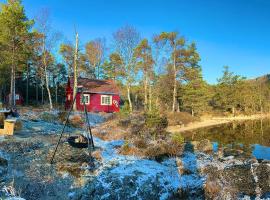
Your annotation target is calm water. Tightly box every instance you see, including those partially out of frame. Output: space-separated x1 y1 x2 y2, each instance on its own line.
181 119 270 160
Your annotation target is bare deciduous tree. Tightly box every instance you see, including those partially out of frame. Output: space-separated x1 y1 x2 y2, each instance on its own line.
85 38 106 79
35 8 62 110
113 25 140 112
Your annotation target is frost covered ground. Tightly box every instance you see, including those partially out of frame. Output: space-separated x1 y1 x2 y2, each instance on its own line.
0 110 269 200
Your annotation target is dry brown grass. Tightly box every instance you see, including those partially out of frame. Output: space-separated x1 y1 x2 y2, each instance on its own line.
166 112 198 126
204 180 221 199
118 144 144 157
69 115 84 128
92 150 102 161
15 120 23 131
91 118 128 141
58 111 67 123
133 138 148 149
142 140 183 159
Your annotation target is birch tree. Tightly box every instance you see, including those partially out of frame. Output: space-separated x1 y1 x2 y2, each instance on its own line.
85 38 106 79
35 8 61 110
113 25 140 112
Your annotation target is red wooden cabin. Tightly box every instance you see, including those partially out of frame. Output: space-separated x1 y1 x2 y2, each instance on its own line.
65 78 120 113
6 93 24 106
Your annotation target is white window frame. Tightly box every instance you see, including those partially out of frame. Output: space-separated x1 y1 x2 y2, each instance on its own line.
101 95 112 106
80 94 90 105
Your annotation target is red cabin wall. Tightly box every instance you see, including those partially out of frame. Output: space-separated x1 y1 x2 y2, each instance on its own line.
75 93 120 113
6 94 23 105
65 83 73 109
65 79 120 113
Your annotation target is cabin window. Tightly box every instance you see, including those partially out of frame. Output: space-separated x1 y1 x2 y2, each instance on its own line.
80 94 90 105
101 95 112 105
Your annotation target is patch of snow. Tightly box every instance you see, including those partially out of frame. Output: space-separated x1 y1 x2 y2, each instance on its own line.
22 120 74 135
87 113 106 127
68 191 76 198
86 136 208 200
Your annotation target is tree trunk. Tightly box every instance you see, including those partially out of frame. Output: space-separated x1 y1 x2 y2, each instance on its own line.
10 66 14 108
41 83 44 104
259 90 263 114
10 42 16 108
42 34 53 110
26 63 29 105
13 67 16 107
45 68 53 110
97 65 100 79
135 94 138 110
73 32 79 111
36 79 39 104
177 100 180 112
172 49 177 112
55 81 58 105
149 82 152 112
9 66 16 108
127 84 132 112
155 97 159 110
0 87 2 105
144 76 148 111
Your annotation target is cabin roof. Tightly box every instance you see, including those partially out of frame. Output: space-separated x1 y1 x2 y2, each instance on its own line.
69 77 120 95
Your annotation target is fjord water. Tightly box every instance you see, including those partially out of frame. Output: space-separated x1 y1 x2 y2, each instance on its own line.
182 119 270 160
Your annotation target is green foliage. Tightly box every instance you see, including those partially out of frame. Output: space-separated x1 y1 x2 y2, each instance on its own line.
0 0 269 117
171 133 185 145
145 110 168 131
102 53 124 80
0 0 34 65
213 66 246 114
134 38 154 111
182 75 212 116
0 0 34 105
122 140 130 152
119 101 130 117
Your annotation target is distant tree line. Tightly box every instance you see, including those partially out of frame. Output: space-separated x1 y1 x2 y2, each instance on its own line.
0 0 269 115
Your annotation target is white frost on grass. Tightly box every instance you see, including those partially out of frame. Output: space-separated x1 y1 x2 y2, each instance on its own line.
17 116 209 199
22 120 73 135
87 113 107 127
89 137 207 200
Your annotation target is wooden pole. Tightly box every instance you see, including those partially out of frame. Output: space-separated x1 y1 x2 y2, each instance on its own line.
73 32 79 111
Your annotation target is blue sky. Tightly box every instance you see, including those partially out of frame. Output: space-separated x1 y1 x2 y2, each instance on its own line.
3 0 270 83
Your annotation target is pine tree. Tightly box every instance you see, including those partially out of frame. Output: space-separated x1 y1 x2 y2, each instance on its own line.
154 32 188 112
134 39 154 111
0 0 33 107
213 66 245 115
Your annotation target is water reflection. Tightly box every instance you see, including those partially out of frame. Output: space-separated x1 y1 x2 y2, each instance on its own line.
181 119 270 160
